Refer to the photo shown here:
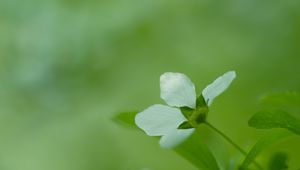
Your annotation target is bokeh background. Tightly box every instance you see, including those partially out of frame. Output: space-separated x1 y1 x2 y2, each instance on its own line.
1 0 300 169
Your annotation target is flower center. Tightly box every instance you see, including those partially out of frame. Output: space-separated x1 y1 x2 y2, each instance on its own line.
189 107 209 127
178 106 209 129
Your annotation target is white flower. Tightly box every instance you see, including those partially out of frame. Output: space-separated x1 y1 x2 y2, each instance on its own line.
135 71 236 149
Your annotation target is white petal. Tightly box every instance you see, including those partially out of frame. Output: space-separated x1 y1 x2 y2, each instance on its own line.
160 72 196 108
159 128 195 149
135 104 187 136
202 71 236 106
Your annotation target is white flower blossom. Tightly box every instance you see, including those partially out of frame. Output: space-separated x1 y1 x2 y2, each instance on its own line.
135 71 236 148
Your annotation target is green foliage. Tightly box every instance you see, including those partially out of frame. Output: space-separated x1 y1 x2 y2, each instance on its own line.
240 130 291 169
114 112 220 170
268 152 288 170
180 107 194 119
113 111 138 128
248 109 300 135
245 91 300 169
115 91 300 170
114 91 300 170
174 130 220 170
196 95 208 108
207 134 230 170
178 121 193 129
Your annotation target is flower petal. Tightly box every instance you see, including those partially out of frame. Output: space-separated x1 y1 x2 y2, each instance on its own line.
135 104 187 136
160 72 196 108
202 71 236 106
159 128 195 149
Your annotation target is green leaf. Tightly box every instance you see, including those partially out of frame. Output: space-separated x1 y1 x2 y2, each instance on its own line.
180 107 194 119
268 152 288 170
206 132 230 170
178 121 193 129
248 109 300 136
112 111 138 128
261 91 300 108
240 130 291 169
196 95 208 108
114 112 220 170
175 129 220 170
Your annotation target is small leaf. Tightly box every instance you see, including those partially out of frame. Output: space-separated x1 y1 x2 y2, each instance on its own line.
207 132 230 170
113 111 138 128
268 152 288 170
178 121 193 129
261 91 300 108
248 109 300 136
180 107 194 119
196 95 208 108
240 130 291 169
175 129 220 170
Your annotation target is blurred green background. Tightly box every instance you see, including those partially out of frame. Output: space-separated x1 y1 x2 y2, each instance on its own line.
1 0 300 169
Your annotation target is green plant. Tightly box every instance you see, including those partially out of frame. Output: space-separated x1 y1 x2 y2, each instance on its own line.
114 72 300 170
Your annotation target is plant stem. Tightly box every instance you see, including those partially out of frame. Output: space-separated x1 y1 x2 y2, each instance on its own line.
204 121 247 155
204 121 263 170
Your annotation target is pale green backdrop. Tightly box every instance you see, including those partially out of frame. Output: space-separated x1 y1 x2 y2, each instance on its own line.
0 0 300 169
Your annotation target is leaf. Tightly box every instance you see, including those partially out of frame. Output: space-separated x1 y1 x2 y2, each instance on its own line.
196 95 208 108
114 112 220 170
268 152 288 170
248 109 300 136
178 121 193 129
175 129 220 170
180 106 194 119
261 91 300 108
206 131 230 170
240 130 291 169
112 111 138 128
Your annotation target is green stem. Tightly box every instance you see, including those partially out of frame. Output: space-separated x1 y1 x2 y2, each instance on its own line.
204 121 263 170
